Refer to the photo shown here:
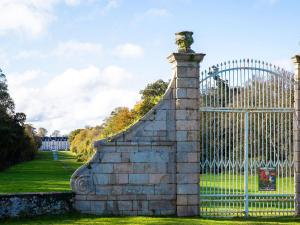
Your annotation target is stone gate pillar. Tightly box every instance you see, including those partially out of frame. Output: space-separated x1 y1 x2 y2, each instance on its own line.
168 31 205 216
293 54 300 216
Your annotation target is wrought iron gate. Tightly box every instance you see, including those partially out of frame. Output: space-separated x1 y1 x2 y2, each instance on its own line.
199 59 294 217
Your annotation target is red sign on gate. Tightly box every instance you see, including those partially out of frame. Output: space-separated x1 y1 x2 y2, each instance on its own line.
258 167 276 191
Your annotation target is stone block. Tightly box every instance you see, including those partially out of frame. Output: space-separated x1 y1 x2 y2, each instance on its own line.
121 152 130 162
177 195 188 205
176 152 188 162
93 174 109 185
91 201 106 214
167 162 176 174
93 164 113 173
155 184 175 195
148 200 175 211
147 194 175 200
176 78 198 88
177 206 189 216
176 88 187 98
176 120 198 130
177 184 199 194
86 195 107 201
129 174 149 184
176 131 187 141
155 110 167 121
152 121 167 131
106 201 117 213
103 145 117 151
188 195 199 205
144 163 167 173
101 153 122 163
116 145 139 152
149 174 169 184
157 130 167 137
177 141 197 152
133 200 148 211
186 88 199 98
132 163 145 173
160 209 176 215
187 152 199 162
96 186 111 195
123 185 154 195
75 200 91 211
177 174 199 184
117 174 128 184
112 186 123 195
130 152 169 163
176 99 198 110
114 163 133 173
187 130 199 141
121 210 137 216
118 201 132 210
75 195 87 200
177 163 199 173
176 109 198 120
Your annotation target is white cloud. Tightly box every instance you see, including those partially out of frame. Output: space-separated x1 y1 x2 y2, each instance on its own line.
144 8 170 17
0 50 10 68
114 43 144 59
132 8 170 25
7 65 138 134
15 50 44 60
102 0 120 12
0 0 58 37
64 0 81 6
53 40 103 56
15 40 102 60
272 59 293 72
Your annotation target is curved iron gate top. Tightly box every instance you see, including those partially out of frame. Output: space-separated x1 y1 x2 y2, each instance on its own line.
199 59 294 217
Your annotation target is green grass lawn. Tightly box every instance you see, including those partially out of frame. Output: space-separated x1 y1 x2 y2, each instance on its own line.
200 173 294 216
0 151 83 193
2 213 300 225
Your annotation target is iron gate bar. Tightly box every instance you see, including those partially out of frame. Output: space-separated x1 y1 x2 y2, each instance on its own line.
200 66 294 83
244 111 249 217
199 59 295 217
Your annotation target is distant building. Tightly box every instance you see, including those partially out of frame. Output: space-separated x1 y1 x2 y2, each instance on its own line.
40 136 69 151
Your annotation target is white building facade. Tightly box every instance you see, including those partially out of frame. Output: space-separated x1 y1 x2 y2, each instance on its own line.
40 136 70 151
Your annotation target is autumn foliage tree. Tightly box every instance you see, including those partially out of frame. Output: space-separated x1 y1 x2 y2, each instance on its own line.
69 79 169 161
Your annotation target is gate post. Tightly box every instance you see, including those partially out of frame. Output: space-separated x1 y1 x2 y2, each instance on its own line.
167 31 205 216
293 54 300 216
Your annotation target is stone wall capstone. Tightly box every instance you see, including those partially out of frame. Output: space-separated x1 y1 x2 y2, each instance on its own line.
71 31 205 216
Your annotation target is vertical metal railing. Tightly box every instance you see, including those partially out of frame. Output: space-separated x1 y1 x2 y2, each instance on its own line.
199 59 294 217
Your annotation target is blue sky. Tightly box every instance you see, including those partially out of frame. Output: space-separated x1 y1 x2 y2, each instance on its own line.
1 0 300 134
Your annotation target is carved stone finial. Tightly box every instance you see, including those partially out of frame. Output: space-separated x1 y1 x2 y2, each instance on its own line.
175 31 194 53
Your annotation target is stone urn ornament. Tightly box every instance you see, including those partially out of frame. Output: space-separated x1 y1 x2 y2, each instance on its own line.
175 31 195 53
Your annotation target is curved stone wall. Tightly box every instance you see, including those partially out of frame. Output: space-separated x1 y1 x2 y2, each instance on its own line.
71 51 205 216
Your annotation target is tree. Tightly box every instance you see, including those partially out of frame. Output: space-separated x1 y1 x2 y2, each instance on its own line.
134 79 169 118
37 127 48 137
0 69 15 114
51 130 60 137
139 79 169 99
68 79 169 161
0 69 40 170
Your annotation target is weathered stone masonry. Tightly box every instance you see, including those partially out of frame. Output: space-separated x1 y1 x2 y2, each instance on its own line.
71 32 205 216
0 192 73 219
